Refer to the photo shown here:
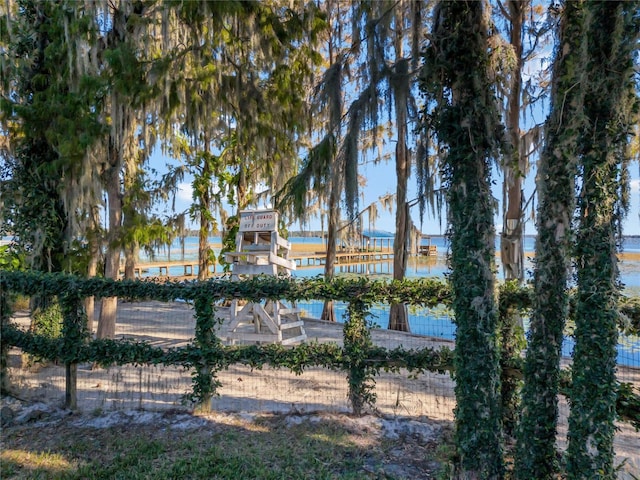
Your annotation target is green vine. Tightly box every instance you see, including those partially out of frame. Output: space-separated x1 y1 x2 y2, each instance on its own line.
498 281 528 438
0 286 11 394
421 1 505 476
566 2 640 477
190 294 222 411
343 298 375 416
514 1 586 476
1 271 639 430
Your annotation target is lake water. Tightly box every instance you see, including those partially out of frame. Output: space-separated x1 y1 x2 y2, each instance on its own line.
140 235 640 367
2 234 638 365
145 234 640 287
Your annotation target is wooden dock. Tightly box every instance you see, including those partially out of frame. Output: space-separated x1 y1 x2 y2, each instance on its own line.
119 261 215 279
418 245 438 256
292 250 393 268
120 250 395 279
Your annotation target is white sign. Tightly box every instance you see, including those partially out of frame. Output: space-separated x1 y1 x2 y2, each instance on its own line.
239 210 278 232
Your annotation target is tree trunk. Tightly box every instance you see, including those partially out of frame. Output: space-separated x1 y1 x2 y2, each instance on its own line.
514 2 586 477
566 2 637 476
498 0 526 439
124 243 137 280
84 232 100 336
197 151 213 281
96 4 138 340
198 204 211 281
424 2 504 476
321 161 342 323
96 162 122 339
500 0 525 283
388 46 410 332
389 198 410 331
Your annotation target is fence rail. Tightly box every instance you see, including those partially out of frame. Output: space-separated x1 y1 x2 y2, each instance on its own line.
1 271 638 426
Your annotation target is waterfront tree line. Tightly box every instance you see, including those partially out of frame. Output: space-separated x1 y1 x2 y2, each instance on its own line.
1 1 639 478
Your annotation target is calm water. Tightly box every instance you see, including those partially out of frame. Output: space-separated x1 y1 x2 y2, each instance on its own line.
146 235 640 288
2 234 638 365
293 301 639 368
292 237 640 289
139 235 640 367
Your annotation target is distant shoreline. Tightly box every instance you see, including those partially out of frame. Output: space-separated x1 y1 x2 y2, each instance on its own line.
207 241 640 262
287 232 640 239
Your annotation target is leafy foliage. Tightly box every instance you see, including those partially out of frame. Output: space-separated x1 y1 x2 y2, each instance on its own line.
31 301 63 340
1 0 105 273
566 2 640 477
1 271 638 448
1 271 456 413
515 2 587 476
420 1 506 476
0 246 24 272
343 298 375 415
498 281 527 437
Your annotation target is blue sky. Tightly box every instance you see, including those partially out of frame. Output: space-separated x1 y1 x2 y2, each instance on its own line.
153 148 640 237
148 4 640 238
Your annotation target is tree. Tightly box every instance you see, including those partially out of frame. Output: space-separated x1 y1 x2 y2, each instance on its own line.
0 0 103 276
496 0 530 283
89 1 322 334
566 2 639 477
1 0 108 344
120 168 174 281
514 2 587 476
420 1 505 476
95 1 159 339
274 0 344 322
276 0 428 330
167 141 232 281
388 0 425 332
160 2 324 280
492 0 548 438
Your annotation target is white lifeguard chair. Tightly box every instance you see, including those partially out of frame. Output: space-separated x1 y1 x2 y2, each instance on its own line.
223 209 306 345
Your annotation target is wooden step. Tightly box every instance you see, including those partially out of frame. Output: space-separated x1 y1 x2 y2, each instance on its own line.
226 332 280 343
281 334 307 346
279 321 304 330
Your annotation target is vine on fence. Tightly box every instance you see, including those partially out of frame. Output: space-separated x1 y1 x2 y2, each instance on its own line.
0 271 638 427
189 295 221 411
0 288 11 394
344 298 375 416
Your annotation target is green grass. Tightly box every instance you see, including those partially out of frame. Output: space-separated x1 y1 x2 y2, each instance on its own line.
0 414 447 479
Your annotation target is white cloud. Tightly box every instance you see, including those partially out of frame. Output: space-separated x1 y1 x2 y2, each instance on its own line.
177 183 193 203
630 179 640 194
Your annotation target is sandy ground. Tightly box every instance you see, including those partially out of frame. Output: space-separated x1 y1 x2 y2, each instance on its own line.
4 300 640 477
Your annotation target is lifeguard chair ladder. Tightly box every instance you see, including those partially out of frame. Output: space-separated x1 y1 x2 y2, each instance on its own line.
223 209 306 345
